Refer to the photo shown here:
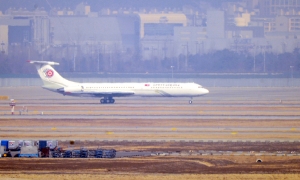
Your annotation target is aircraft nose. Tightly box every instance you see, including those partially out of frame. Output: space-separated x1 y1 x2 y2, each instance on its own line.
202 88 209 94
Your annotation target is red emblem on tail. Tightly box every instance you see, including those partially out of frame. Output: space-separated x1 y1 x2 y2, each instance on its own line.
45 69 54 78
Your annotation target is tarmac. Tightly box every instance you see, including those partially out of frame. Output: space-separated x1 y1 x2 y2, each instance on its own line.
0 87 299 142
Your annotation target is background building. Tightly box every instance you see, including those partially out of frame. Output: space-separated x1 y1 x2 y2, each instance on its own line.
259 0 300 16
0 1 299 66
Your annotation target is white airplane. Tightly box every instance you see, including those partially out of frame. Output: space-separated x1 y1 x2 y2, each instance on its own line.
28 61 209 104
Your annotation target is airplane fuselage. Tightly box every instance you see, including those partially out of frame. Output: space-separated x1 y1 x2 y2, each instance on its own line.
52 82 208 98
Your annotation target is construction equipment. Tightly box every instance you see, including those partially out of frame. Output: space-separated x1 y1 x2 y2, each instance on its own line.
38 140 58 151
40 147 50 158
23 140 36 147
0 140 9 151
80 148 89 158
8 140 23 151
95 149 103 158
72 150 80 158
19 146 39 158
0 146 5 157
63 150 72 158
102 149 116 158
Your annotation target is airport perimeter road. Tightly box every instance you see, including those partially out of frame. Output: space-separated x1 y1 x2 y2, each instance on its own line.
0 87 299 141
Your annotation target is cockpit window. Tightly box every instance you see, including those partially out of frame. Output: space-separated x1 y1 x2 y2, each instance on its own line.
198 86 202 88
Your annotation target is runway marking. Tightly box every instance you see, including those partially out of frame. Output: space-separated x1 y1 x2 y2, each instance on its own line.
291 128 297 131
194 160 214 167
231 132 238 135
106 131 114 135
171 128 177 131
0 96 9 100
51 127 57 131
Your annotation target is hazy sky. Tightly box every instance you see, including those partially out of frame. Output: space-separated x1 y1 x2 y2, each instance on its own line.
0 0 240 12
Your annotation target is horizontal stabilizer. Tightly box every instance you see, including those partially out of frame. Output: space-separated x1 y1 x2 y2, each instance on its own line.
27 60 59 66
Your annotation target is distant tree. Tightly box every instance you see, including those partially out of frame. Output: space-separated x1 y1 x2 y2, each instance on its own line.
1 45 300 74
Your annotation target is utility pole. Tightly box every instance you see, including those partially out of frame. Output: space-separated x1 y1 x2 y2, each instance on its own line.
73 44 76 72
263 48 266 73
253 45 256 73
260 46 266 73
171 66 174 80
103 43 106 71
97 47 100 72
27 42 31 60
290 66 294 87
182 42 189 71
1 41 5 54
109 50 112 70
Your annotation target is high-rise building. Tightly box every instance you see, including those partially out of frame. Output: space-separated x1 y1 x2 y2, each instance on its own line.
245 0 259 10
259 0 300 16
207 11 225 39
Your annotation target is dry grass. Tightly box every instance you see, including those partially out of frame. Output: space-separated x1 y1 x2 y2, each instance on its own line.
2 104 300 116
1 156 300 179
0 174 299 180
1 118 300 128
2 132 300 140
1 115 300 140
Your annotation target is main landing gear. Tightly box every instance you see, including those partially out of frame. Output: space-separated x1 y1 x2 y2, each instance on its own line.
100 97 115 104
189 97 193 104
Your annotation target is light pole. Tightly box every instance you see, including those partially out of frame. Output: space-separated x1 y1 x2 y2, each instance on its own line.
290 66 294 78
282 42 287 53
233 34 241 52
171 66 174 79
260 45 266 73
1 41 5 54
97 46 100 72
259 44 272 73
253 45 256 73
27 42 31 60
290 66 294 87
263 47 266 73
73 43 77 72
109 50 112 70
102 43 106 71
182 42 188 71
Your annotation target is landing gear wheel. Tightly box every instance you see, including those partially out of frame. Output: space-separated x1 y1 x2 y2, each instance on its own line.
110 99 115 104
189 100 193 104
100 99 108 104
100 98 115 104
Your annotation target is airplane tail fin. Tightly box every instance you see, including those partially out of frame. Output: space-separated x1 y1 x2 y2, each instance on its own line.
28 60 77 90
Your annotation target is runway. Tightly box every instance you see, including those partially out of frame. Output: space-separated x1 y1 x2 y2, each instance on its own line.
0 87 299 142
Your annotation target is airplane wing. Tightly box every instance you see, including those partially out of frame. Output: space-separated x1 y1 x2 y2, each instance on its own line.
87 91 135 97
57 87 135 97
27 60 59 65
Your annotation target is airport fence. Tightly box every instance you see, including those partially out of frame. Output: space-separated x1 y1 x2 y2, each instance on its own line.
0 78 300 87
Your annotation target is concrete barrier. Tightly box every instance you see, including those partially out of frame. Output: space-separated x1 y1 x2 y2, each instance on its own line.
19 146 39 157
265 153 275 156
0 146 5 155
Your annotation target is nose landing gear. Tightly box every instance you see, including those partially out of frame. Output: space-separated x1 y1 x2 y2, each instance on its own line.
100 97 115 104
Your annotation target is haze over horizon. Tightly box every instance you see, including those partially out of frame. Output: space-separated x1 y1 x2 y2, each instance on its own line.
0 0 239 12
